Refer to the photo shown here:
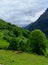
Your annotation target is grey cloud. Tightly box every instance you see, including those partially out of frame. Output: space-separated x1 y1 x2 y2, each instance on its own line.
0 0 48 26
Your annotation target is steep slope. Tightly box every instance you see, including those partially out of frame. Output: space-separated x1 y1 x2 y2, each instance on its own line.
25 8 48 37
0 19 29 41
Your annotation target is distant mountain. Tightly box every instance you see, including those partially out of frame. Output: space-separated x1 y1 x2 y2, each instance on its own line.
25 8 48 37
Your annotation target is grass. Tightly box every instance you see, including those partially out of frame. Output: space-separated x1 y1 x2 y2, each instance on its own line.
0 50 48 65
0 39 9 49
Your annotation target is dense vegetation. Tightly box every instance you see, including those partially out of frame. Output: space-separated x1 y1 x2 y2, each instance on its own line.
0 19 29 49
29 30 47 55
0 19 48 56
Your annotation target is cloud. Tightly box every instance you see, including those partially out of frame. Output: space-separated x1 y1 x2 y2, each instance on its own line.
0 0 48 26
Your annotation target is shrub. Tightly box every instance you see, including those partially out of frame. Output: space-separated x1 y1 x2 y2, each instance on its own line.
8 38 17 50
8 37 27 52
18 40 26 52
29 30 47 55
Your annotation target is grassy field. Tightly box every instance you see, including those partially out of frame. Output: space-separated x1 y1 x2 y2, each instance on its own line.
0 39 9 49
0 50 48 65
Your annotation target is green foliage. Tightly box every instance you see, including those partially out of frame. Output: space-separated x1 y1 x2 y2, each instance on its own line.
0 19 48 55
0 32 4 39
0 19 30 52
8 38 18 50
29 30 47 55
17 40 26 52
22 29 30 38
0 19 29 39
8 37 28 52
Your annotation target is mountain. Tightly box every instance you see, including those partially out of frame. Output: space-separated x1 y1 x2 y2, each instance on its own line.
25 8 48 37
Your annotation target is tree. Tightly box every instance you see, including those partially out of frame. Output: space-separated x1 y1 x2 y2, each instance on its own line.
8 38 17 50
29 30 47 55
8 37 28 52
22 29 30 38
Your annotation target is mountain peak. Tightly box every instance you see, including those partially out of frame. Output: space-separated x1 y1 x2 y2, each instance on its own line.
45 8 48 12
25 8 48 37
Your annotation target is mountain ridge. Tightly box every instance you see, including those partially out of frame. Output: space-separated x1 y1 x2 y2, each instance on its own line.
25 8 48 37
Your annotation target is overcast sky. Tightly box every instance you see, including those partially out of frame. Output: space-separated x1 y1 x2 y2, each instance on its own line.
0 0 48 26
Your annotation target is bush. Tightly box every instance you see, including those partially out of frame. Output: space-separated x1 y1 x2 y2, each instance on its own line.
8 38 17 50
8 37 28 52
17 40 26 52
29 30 47 55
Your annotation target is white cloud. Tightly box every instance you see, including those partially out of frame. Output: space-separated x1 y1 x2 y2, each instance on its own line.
0 0 48 26
30 10 45 22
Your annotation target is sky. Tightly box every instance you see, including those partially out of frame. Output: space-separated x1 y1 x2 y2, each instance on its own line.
0 0 48 27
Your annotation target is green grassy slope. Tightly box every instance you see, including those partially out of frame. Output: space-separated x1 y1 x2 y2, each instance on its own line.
0 50 48 65
0 39 9 49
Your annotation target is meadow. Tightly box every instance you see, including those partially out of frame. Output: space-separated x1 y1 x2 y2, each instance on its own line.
0 50 48 65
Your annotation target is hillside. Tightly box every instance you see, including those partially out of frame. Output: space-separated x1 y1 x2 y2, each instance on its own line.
0 19 29 38
0 19 30 50
25 8 48 37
